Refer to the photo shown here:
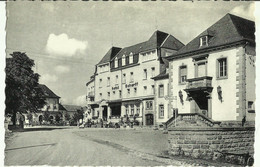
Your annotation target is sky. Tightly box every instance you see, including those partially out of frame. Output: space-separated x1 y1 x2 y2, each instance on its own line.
5 1 255 106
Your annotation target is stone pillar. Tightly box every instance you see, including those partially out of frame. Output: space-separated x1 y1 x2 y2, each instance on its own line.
141 102 146 126
107 106 111 120
208 97 212 118
99 106 103 119
121 105 125 116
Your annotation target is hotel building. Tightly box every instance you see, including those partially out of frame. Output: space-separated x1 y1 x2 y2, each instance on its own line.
86 30 184 125
166 14 255 122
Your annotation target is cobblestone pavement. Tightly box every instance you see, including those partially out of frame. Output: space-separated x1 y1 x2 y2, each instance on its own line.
5 126 169 166
5 126 241 166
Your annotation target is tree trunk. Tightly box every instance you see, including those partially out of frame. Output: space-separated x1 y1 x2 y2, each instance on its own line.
12 111 16 126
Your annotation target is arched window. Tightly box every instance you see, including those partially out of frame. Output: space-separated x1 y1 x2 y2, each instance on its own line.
129 52 133 64
122 55 126 66
115 57 118 68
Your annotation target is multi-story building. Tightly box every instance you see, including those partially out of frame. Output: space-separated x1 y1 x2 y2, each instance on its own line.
166 14 255 122
86 30 184 125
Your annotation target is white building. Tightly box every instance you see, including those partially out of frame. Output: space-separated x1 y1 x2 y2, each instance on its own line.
86 30 184 125
166 14 255 122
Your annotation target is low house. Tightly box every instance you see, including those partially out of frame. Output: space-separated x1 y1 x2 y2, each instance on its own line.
24 84 65 125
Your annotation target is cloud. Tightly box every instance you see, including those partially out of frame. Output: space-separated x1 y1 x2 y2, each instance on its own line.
55 65 70 73
46 33 88 57
73 95 87 106
40 74 58 83
230 3 255 20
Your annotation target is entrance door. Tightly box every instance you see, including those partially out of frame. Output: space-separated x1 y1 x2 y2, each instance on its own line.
193 95 208 117
146 114 153 126
39 115 43 124
103 106 108 121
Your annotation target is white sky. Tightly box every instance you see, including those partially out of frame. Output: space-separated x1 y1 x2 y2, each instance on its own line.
5 1 255 106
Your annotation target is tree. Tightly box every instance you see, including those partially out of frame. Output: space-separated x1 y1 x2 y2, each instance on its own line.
71 109 84 125
55 112 61 123
5 52 46 125
43 111 50 122
64 112 71 121
27 112 33 125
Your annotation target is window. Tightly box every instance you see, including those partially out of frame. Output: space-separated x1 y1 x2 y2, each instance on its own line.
200 36 208 47
122 74 126 84
143 69 147 79
99 79 102 88
146 101 153 110
136 104 140 115
116 75 119 84
134 88 137 94
217 58 227 78
127 89 130 95
130 104 134 115
179 66 187 83
100 93 102 99
130 72 134 83
248 101 254 112
159 105 164 118
248 101 253 109
129 53 133 64
151 85 155 95
144 86 147 94
107 77 110 86
159 85 164 97
122 55 126 66
113 91 115 95
115 57 118 68
125 105 129 115
119 90 122 98
107 92 110 99
151 67 155 77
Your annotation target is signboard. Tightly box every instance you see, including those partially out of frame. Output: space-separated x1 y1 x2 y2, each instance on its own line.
112 85 119 90
125 82 138 88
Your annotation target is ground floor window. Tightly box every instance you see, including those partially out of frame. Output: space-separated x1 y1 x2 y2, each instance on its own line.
125 105 129 115
146 101 153 110
130 104 134 115
159 105 164 118
136 104 140 115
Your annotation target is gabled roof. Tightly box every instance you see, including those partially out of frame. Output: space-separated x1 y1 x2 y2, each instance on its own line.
111 30 184 61
62 105 83 112
59 104 67 111
97 47 122 65
38 84 60 98
171 13 255 58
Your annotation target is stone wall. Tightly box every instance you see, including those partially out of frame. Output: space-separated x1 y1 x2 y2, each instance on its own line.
168 126 254 165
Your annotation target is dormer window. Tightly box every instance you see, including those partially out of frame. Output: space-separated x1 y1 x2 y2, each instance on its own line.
114 57 118 68
200 36 208 47
122 55 126 66
129 52 133 64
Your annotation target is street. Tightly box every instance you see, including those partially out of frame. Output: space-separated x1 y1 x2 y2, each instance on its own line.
5 127 171 166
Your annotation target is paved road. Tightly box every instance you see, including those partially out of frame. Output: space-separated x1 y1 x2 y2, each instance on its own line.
5 127 166 166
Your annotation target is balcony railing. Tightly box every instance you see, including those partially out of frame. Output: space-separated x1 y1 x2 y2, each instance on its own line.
186 76 212 90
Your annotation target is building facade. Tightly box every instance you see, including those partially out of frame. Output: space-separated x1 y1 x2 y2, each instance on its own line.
167 14 255 122
23 84 66 125
152 67 171 127
86 30 184 125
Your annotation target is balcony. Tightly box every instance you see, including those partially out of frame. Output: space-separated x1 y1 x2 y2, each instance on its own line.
185 76 213 91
